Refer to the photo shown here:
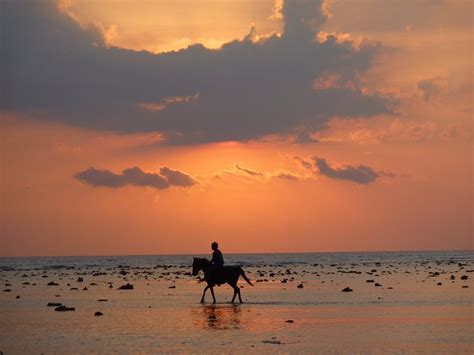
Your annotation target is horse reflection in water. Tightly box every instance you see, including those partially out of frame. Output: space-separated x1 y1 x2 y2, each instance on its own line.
192 304 242 330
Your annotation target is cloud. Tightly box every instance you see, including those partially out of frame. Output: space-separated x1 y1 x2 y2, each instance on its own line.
295 155 393 184
2 0 394 145
75 166 196 190
417 77 443 102
313 157 379 184
235 164 264 176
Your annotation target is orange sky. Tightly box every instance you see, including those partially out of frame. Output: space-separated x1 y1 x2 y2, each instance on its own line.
1 0 472 256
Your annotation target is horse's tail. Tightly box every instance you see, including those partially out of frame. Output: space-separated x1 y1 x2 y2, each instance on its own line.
239 267 253 286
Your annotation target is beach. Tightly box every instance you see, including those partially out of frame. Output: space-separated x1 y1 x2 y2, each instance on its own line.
1 251 473 354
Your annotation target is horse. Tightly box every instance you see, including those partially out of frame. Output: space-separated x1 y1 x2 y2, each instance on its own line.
192 257 253 303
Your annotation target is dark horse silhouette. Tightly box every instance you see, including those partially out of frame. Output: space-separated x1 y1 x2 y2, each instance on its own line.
192 257 253 303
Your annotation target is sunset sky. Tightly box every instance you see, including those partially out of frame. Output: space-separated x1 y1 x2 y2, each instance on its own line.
1 0 472 256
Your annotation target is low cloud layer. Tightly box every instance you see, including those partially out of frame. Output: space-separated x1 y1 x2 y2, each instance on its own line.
313 157 379 184
295 155 392 184
2 0 394 145
75 167 196 190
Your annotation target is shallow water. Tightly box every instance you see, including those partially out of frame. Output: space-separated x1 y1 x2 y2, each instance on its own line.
1 251 473 353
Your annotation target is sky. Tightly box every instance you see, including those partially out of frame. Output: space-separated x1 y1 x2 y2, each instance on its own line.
1 0 472 256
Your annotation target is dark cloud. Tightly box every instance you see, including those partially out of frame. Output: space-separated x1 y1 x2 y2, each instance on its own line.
75 166 196 190
295 155 393 184
417 78 442 102
313 157 379 184
274 172 299 181
2 0 394 144
235 164 264 176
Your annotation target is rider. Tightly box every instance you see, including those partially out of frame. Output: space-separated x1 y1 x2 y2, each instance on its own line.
208 241 224 284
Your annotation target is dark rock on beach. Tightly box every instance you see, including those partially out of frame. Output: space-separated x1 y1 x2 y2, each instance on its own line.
55 305 75 312
118 283 134 290
342 287 353 292
47 302 62 307
47 281 59 286
94 311 104 316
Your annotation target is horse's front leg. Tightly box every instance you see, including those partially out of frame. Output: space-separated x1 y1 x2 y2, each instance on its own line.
210 286 216 304
200 285 209 303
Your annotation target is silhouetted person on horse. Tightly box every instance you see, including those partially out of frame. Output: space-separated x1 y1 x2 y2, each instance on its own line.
207 241 224 284
192 242 253 303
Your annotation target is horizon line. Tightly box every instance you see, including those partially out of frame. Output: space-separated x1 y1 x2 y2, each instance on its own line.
1 248 472 259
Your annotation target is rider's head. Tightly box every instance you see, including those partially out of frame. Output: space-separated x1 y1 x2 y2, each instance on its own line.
211 241 219 250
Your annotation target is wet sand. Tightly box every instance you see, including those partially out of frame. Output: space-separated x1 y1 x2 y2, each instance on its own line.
1 257 473 353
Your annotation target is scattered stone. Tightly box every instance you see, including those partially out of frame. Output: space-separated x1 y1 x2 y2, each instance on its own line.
341 287 353 292
297 283 304 289
285 320 294 323
94 311 104 316
47 302 63 307
366 279 374 283
462 285 469 288
16 295 20 299
437 282 442 286
47 281 59 286
460 275 468 280
97 299 108 302
3 289 11 292
374 283 382 287
118 283 134 290
77 277 83 282
83 287 88 291
169 285 176 289
55 305 75 312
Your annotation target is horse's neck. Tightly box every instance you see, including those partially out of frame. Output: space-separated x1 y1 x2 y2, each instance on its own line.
200 260 211 271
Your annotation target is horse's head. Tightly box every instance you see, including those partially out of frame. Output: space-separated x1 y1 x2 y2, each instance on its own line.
192 258 201 276
192 257 209 276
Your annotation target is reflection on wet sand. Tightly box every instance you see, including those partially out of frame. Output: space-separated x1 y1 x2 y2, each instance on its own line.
192 304 242 330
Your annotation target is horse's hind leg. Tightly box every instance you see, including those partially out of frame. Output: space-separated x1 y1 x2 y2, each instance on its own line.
231 286 237 303
237 287 243 303
210 286 216 304
200 285 209 303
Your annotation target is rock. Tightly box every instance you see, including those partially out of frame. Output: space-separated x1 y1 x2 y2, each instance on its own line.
374 283 382 287
437 282 442 286
450 275 455 280
285 320 294 323
109 284 113 288
460 275 468 280
169 285 176 289
94 311 104 316
297 283 304 289
77 277 83 282
118 283 134 290
3 289 11 292
119 270 128 276
342 287 353 292
55 305 75 312
47 302 63 307
366 279 375 283
47 281 59 286
97 299 108 302
462 285 469 288
70 287 78 290
16 295 20 299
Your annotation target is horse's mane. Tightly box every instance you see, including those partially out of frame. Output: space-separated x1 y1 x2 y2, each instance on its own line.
194 257 210 264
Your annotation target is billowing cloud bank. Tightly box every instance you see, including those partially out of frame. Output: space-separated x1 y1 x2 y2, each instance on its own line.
75 167 196 190
2 0 393 145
